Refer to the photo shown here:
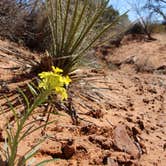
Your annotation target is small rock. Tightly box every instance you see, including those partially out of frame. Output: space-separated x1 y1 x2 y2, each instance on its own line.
113 125 140 159
62 144 75 159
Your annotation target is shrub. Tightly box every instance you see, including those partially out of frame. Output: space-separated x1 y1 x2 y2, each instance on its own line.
43 0 121 75
126 22 145 35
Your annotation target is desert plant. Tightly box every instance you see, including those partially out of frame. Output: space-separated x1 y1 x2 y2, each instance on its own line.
127 22 146 34
1 67 71 166
44 0 121 75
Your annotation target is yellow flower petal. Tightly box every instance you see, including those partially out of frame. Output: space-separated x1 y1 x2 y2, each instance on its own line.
64 76 71 85
52 66 63 74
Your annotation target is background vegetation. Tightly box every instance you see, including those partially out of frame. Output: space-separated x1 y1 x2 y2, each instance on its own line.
0 0 124 52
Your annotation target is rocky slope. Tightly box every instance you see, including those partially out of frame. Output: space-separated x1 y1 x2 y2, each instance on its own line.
0 34 166 165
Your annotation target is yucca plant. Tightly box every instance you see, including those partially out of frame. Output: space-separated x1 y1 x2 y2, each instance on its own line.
0 67 71 166
43 0 121 75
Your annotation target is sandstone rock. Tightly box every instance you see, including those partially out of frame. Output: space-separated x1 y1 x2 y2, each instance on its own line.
113 125 140 159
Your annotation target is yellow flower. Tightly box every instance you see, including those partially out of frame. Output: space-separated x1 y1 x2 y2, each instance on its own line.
52 66 63 74
38 66 71 101
55 87 68 100
63 76 71 86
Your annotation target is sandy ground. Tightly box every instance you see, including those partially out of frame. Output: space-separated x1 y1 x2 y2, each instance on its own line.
0 34 166 166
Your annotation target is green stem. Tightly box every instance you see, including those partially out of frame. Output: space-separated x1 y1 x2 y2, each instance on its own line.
8 91 51 166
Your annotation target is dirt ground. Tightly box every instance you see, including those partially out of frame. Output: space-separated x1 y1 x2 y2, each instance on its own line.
0 34 166 166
